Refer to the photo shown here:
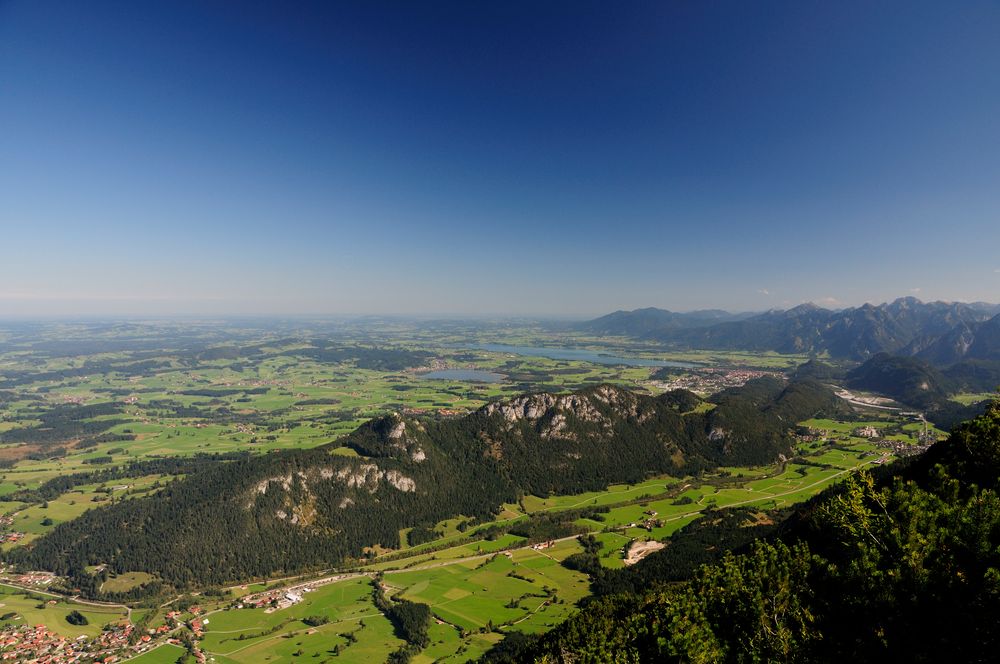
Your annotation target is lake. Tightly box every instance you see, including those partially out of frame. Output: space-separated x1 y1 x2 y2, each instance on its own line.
471 344 697 368
420 369 506 383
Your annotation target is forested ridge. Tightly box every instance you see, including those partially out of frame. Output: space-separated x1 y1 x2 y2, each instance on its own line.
7 379 843 594
847 353 988 429
482 401 1000 663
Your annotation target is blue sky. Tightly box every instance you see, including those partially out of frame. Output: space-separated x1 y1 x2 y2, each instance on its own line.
1 1 999 316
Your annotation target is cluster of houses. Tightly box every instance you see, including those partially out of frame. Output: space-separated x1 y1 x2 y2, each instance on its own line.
0 624 87 662
799 422 935 452
853 423 936 450
9 572 56 587
189 617 207 638
874 437 933 457
235 587 307 613
233 573 358 616
190 643 208 664
916 427 939 445
653 368 781 395
403 407 468 417
212 378 286 391
640 509 663 532
0 619 155 663
795 426 828 443
165 609 209 662
90 621 138 655
0 516 24 546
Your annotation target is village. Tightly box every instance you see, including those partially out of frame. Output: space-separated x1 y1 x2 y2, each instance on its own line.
0 516 24 547
236 586 309 613
0 619 162 663
0 570 190 664
797 420 936 461
232 573 361 613
651 367 783 395
0 566 372 664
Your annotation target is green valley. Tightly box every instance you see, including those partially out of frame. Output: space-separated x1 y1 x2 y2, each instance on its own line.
0 318 993 663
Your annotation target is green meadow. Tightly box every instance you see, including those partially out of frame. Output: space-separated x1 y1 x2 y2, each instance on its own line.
0 321 953 662
0 584 127 638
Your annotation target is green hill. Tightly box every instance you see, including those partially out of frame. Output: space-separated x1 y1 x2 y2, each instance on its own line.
846 353 986 429
484 402 1000 663
846 352 952 409
8 380 844 593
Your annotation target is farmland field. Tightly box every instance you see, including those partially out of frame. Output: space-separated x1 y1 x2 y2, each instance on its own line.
126 644 188 663
0 584 127 638
0 319 958 662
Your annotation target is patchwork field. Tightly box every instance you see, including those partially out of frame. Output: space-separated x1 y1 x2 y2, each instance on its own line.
0 320 963 662
201 578 402 662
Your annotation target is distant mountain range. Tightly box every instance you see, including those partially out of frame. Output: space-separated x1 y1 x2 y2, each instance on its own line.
578 308 754 336
913 312 1000 365
581 297 1000 363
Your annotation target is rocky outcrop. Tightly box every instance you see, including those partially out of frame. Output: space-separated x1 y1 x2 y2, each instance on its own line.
480 385 647 437
245 461 417 517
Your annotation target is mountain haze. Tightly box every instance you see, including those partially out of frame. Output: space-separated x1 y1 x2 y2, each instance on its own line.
583 298 999 362
577 308 750 336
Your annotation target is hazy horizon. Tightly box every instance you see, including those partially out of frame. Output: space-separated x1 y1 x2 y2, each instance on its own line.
3 1 999 316
0 294 996 323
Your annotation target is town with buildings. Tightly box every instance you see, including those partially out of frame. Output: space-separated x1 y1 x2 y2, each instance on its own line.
651 367 783 395
0 619 163 663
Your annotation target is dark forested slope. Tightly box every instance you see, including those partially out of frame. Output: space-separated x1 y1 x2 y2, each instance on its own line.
846 353 988 429
10 380 842 591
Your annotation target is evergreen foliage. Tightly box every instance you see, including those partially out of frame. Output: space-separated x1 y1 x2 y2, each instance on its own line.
485 402 1000 663
9 380 844 594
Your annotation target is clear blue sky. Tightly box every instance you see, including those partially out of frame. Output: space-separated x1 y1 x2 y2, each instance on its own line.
2 1 998 316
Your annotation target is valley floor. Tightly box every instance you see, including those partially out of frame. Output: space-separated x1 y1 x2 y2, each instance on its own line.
0 322 965 662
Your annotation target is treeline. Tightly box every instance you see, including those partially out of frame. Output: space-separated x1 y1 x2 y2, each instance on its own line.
142 398 290 426
8 452 249 503
8 442 509 589
0 358 171 389
174 387 270 397
0 401 127 447
371 575 431 663
280 344 433 371
560 507 787 600
66 567 164 603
